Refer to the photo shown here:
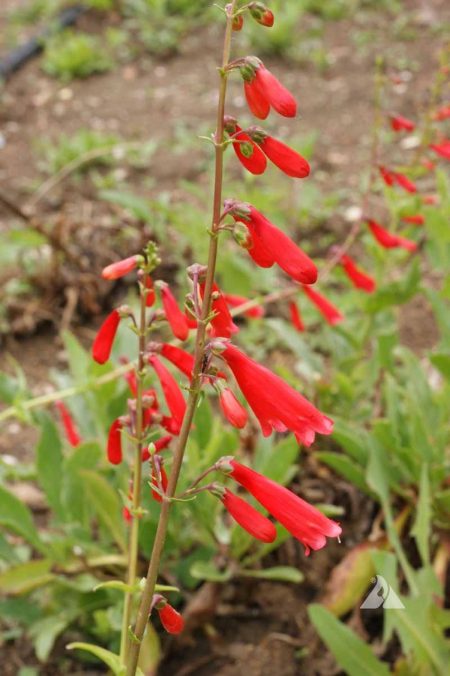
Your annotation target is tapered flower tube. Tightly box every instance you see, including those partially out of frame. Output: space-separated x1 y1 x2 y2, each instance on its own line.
156 602 184 634
220 343 333 446
219 387 248 429
55 401 81 447
160 343 194 379
241 58 297 119
145 275 156 307
228 201 317 285
151 461 169 503
158 282 189 341
148 355 186 433
92 310 121 364
367 219 417 253
302 285 344 325
107 418 123 465
223 292 264 318
200 281 239 338
289 301 305 332
379 165 417 193
248 129 310 178
430 140 450 160
219 487 276 542
401 214 425 226
389 114 415 132
220 459 341 555
340 254 376 293
102 255 139 280
224 117 267 175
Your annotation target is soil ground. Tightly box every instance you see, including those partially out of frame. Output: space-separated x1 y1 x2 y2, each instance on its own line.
0 0 448 674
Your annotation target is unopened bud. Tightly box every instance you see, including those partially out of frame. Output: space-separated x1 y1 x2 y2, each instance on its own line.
216 455 235 473
232 14 244 31
233 221 252 249
223 115 238 134
249 2 275 27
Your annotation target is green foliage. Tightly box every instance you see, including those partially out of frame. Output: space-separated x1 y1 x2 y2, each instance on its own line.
42 30 113 81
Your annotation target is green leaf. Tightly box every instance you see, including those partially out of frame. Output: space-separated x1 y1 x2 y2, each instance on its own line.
0 484 42 552
36 415 63 519
190 560 232 582
67 643 125 675
62 442 102 525
316 452 370 495
30 615 71 662
411 464 431 565
0 560 54 595
100 189 153 222
430 353 450 380
79 470 126 552
93 580 138 593
332 419 369 464
240 566 303 583
308 604 390 676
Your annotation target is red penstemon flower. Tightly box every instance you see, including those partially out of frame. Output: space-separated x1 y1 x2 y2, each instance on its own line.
242 59 297 119
340 254 376 293
55 401 81 447
107 419 123 465
141 435 173 462
433 105 450 121
223 292 264 318
224 118 267 175
92 310 121 364
151 462 169 503
200 281 239 338
252 131 310 178
389 114 415 132
160 343 194 379
367 219 417 253
401 214 425 226
430 139 450 160
148 355 186 433
232 13 243 31
228 201 317 284
289 300 305 331
159 282 189 341
102 255 139 280
220 488 276 542
157 603 184 635
302 285 344 325
222 459 342 555
145 275 156 307
119 357 138 396
379 165 417 193
220 343 333 446
219 387 248 429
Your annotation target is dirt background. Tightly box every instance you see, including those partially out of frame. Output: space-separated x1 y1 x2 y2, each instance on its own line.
0 0 448 674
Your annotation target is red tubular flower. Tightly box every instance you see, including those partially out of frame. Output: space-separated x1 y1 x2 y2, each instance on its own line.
302 285 344 325
256 136 310 178
289 301 305 331
160 343 194 379
151 463 169 503
229 202 317 284
92 310 121 364
430 140 450 160
367 219 417 253
221 343 333 446
102 256 138 280
390 114 415 132
148 355 186 433
55 401 81 447
433 105 450 121
219 388 248 429
340 255 376 293
141 435 173 462
401 214 425 226
394 171 417 193
229 124 267 175
379 165 395 186
119 357 138 396
232 14 244 31
223 293 264 318
159 283 189 341
145 275 156 307
243 61 296 119
107 419 123 465
157 603 184 634
225 460 342 555
200 282 239 338
221 488 276 542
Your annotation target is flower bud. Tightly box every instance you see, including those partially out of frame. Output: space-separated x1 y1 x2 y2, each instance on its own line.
249 2 274 27
232 14 244 31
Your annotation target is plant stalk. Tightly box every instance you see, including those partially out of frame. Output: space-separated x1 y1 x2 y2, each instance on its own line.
124 5 237 674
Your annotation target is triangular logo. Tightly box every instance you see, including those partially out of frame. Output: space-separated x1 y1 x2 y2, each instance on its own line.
360 575 405 610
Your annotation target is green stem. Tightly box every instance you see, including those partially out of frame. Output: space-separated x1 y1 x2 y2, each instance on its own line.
120 283 148 663
124 5 237 674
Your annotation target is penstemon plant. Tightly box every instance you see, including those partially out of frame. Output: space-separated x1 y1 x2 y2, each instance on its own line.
87 2 342 673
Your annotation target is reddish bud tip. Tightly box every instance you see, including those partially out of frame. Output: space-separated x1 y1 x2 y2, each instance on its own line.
92 310 121 364
219 388 248 429
157 603 184 634
102 256 139 280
